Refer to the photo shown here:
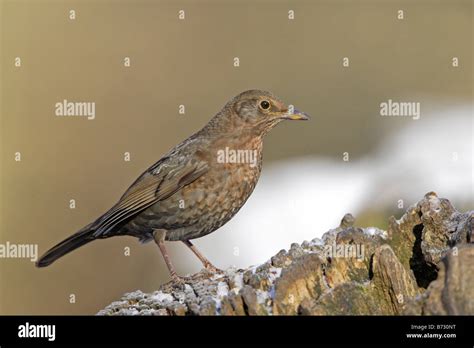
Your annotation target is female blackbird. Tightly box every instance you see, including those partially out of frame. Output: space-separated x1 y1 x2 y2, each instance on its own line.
36 89 309 283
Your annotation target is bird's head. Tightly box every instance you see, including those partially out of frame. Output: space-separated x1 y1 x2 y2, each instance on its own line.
209 89 310 136
232 89 310 134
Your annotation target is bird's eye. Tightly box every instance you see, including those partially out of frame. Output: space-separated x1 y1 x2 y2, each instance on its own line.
260 100 270 110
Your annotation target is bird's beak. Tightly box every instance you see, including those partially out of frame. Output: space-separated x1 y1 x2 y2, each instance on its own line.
282 109 310 121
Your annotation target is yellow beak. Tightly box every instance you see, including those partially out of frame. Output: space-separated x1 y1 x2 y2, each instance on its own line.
285 109 310 121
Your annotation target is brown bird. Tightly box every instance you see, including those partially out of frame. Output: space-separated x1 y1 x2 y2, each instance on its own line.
36 90 309 283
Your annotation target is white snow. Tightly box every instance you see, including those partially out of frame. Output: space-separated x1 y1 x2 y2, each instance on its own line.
230 273 244 293
364 227 388 239
216 281 230 299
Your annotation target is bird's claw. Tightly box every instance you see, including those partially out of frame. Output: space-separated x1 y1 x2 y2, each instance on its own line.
170 274 187 288
204 263 224 274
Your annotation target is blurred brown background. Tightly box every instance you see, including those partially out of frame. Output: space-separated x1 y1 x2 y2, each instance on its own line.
1 0 472 314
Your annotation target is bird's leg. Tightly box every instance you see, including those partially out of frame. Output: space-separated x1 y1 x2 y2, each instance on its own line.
182 240 223 273
153 230 184 285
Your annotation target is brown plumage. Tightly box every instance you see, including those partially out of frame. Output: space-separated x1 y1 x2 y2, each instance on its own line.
36 89 309 283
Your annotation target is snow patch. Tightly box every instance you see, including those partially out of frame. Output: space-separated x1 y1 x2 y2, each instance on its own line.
216 281 230 299
364 227 388 239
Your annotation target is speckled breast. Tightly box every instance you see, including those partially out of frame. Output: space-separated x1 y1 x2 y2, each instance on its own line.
126 137 264 241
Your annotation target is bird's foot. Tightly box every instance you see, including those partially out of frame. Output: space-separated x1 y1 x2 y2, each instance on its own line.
169 273 187 288
203 263 224 274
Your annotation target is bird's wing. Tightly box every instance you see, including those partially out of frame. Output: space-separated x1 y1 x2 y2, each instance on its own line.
91 157 209 237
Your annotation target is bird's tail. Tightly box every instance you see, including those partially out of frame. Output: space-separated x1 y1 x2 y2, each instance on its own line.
36 224 97 268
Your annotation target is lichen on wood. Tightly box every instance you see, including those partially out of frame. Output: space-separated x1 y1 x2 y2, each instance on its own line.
98 192 473 316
